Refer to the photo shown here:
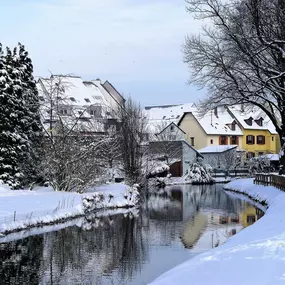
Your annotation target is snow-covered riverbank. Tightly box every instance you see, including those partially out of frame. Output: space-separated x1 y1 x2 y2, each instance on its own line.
0 183 139 235
150 178 285 285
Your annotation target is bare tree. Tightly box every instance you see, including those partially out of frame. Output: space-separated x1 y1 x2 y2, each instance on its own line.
117 97 147 185
152 121 185 165
184 0 285 173
38 74 118 192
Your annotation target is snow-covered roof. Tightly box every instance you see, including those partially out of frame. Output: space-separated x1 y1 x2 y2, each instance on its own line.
190 106 243 136
145 103 195 134
157 122 186 135
228 105 277 134
262 154 279 161
38 76 110 107
145 103 195 122
198 145 238 153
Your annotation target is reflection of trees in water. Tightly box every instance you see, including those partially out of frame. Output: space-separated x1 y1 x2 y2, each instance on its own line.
41 213 147 284
183 184 243 215
0 235 43 285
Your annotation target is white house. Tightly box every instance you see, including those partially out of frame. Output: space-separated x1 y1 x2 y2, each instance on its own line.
155 122 186 141
37 75 124 134
148 140 203 177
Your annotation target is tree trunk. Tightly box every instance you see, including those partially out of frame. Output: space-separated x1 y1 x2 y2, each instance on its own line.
279 133 285 175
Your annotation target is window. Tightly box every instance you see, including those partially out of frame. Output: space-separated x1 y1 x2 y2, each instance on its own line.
231 136 238 145
231 122 236 131
210 139 213 144
258 152 264 156
59 109 68 116
257 135 265 145
84 98 91 103
190 137 195 146
220 136 227 145
170 125 174 132
272 136 274 142
89 106 102 117
247 215 256 225
246 152 255 159
70 97 76 102
255 118 263 126
246 135 255 144
244 117 253 126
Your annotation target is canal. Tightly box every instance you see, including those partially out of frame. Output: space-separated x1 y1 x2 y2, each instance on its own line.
0 184 264 285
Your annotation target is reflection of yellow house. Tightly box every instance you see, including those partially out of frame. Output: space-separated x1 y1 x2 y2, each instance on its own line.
240 204 264 228
181 213 208 248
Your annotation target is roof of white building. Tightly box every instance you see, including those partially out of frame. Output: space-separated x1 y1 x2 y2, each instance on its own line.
227 105 277 134
145 103 195 134
38 76 110 107
198 145 238 153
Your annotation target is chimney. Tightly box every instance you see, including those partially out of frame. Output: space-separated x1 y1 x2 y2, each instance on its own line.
214 107 218 117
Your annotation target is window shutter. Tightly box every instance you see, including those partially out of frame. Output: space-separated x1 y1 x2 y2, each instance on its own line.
219 136 222 145
263 136 265 144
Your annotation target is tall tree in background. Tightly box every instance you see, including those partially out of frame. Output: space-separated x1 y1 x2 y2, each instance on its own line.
183 0 285 174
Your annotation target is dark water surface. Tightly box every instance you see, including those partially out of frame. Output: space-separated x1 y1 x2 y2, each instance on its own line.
0 184 263 285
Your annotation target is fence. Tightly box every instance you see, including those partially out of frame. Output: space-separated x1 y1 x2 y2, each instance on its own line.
212 168 249 178
254 173 285 191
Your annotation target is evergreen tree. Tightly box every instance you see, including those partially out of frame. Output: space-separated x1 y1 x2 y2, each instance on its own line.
0 43 42 188
0 46 28 188
16 43 43 185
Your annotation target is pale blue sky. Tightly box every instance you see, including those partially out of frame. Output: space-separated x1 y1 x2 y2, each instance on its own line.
0 0 205 106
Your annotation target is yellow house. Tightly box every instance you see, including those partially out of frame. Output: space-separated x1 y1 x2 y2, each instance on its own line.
178 106 243 150
227 105 280 158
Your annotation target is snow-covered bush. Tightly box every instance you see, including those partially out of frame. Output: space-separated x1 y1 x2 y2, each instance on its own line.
248 156 271 176
184 159 214 184
147 163 170 178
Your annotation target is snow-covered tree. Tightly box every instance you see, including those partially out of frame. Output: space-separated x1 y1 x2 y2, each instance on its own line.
184 0 285 174
0 45 32 188
16 43 43 185
38 74 121 192
184 157 214 184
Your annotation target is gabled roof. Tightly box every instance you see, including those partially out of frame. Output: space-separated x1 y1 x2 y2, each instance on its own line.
145 103 195 134
227 105 277 134
198 145 238 154
156 122 186 135
178 106 243 136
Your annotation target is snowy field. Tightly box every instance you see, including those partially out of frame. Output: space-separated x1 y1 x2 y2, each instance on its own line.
150 178 285 285
0 183 138 234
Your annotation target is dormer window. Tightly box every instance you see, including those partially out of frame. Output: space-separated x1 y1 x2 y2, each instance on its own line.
70 97 76 102
244 117 253 126
84 98 91 103
255 117 264 127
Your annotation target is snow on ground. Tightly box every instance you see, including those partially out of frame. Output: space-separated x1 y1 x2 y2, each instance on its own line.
0 183 138 234
150 178 285 285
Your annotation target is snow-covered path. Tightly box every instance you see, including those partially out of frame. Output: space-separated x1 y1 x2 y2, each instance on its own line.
0 183 138 234
150 178 285 285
